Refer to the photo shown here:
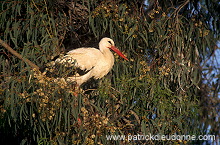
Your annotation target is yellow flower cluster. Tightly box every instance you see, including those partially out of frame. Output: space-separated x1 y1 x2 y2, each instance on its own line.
158 65 171 76
81 107 109 130
19 91 31 102
193 20 210 37
148 8 161 19
33 86 63 121
199 29 209 37
30 69 75 121
139 61 150 80
80 105 121 145
91 2 130 22
92 2 119 18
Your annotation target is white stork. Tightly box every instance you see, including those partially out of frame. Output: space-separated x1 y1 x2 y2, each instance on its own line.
55 37 128 86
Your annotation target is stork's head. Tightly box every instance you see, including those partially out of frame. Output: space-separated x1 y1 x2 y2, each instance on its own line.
99 37 128 61
99 37 115 50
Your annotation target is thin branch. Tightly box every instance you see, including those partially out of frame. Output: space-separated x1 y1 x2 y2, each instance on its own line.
176 0 190 15
169 0 190 19
0 39 40 70
130 110 141 124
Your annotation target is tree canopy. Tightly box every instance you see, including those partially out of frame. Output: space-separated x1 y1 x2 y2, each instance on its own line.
0 0 219 144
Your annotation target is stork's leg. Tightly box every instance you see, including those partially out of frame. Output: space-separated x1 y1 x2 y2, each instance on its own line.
67 81 79 97
73 84 80 97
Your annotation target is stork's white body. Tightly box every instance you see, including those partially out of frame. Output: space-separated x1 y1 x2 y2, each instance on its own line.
55 37 128 86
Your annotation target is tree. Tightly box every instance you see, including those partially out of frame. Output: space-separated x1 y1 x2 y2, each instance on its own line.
0 0 219 144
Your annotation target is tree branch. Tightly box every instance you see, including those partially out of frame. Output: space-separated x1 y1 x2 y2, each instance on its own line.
0 39 40 70
174 0 190 16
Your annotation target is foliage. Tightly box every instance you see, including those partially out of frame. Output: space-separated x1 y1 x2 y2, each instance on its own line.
0 0 219 145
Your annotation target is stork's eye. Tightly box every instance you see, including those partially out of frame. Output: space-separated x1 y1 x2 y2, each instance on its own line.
108 41 112 45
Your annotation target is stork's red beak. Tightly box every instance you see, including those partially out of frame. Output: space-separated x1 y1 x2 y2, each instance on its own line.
110 46 129 61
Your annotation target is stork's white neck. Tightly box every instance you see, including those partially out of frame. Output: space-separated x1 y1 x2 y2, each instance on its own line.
99 43 106 53
98 42 114 70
